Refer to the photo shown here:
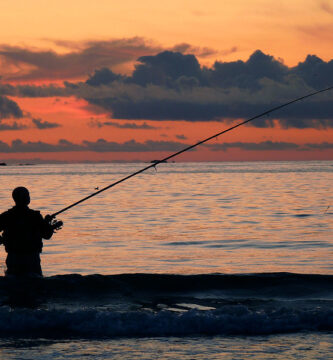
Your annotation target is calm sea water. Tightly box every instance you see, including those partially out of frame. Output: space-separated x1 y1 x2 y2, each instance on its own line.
0 161 331 359
0 161 331 275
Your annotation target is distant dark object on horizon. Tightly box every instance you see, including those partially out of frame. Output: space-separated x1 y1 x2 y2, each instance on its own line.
0 163 7 166
150 160 168 164
19 163 35 166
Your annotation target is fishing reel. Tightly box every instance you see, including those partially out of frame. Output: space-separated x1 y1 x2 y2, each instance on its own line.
45 215 63 232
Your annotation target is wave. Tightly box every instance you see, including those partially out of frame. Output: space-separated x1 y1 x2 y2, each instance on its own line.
0 304 332 338
0 273 332 338
0 272 332 299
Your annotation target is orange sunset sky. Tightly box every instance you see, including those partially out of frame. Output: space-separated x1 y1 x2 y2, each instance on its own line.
0 0 332 162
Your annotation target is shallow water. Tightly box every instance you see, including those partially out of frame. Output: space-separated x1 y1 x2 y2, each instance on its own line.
0 334 332 360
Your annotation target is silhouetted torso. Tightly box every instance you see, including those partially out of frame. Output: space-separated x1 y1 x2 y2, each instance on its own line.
0 205 54 276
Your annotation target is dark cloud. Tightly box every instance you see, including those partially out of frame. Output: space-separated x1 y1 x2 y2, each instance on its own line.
207 50 288 89
0 38 163 81
0 139 82 152
0 83 67 98
176 134 187 140
82 139 188 152
86 68 124 86
304 142 333 150
32 118 61 129
206 141 333 152
0 96 23 119
20 78 332 127
17 85 69 97
0 121 27 131
0 83 16 96
87 96 227 121
80 50 333 124
205 141 301 151
0 139 191 153
130 51 203 86
88 119 157 129
292 54 333 89
84 84 333 124
277 118 332 129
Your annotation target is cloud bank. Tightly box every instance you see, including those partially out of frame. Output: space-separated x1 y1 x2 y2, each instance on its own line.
81 50 333 126
88 119 157 129
0 139 330 153
1 45 333 128
0 139 188 153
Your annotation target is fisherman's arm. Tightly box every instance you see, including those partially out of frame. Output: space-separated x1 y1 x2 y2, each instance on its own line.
0 212 6 231
36 212 54 239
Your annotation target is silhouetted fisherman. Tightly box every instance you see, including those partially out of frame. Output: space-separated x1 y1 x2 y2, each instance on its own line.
0 187 62 276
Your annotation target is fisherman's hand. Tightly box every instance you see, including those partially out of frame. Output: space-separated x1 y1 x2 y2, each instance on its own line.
52 220 63 231
44 214 63 231
45 214 54 223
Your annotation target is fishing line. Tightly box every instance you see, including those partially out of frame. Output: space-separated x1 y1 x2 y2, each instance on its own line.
51 86 333 218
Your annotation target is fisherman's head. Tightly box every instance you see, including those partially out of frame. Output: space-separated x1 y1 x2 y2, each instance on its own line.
12 187 30 206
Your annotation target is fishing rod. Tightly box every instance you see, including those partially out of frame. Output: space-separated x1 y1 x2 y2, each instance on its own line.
51 86 333 218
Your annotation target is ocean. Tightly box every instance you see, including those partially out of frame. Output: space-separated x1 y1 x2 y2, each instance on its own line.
0 161 331 359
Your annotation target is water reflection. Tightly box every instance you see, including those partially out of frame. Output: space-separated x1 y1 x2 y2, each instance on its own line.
0 161 331 275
